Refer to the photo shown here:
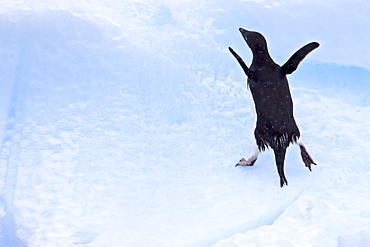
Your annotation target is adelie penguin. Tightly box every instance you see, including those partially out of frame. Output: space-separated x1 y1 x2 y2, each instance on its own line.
229 28 319 187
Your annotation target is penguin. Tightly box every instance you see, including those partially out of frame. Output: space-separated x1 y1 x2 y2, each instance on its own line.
229 28 319 187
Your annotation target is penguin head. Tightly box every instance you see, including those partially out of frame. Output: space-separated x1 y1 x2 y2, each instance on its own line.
239 28 268 55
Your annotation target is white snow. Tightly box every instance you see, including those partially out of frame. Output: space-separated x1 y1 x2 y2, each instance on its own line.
1 0 370 246
338 224 370 247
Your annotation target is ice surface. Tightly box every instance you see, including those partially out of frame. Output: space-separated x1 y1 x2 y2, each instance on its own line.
0 0 370 247
338 224 370 247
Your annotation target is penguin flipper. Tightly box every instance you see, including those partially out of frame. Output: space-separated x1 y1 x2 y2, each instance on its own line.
281 42 320 75
229 47 253 78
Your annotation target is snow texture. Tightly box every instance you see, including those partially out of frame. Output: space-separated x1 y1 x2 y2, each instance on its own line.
0 0 370 246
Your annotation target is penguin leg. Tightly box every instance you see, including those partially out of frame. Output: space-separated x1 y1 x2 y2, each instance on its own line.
273 147 288 187
235 146 259 167
298 143 317 171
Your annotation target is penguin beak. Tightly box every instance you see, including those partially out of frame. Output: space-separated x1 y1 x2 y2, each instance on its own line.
239 28 250 41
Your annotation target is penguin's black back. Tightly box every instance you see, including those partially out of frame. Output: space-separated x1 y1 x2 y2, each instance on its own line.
247 48 299 151
229 28 319 187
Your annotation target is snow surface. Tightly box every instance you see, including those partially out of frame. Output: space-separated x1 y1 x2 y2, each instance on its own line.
0 0 370 246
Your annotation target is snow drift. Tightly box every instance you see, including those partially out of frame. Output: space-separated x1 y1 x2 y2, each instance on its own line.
0 0 370 246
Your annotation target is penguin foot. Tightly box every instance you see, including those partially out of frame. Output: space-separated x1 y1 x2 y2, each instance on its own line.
299 144 317 171
235 156 257 167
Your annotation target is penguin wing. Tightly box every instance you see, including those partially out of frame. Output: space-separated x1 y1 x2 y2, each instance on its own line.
229 47 253 78
281 42 320 75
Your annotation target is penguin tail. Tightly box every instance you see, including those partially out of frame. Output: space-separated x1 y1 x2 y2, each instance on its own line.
273 147 288 187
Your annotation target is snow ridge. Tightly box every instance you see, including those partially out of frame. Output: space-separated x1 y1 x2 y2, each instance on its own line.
0 1 370 246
